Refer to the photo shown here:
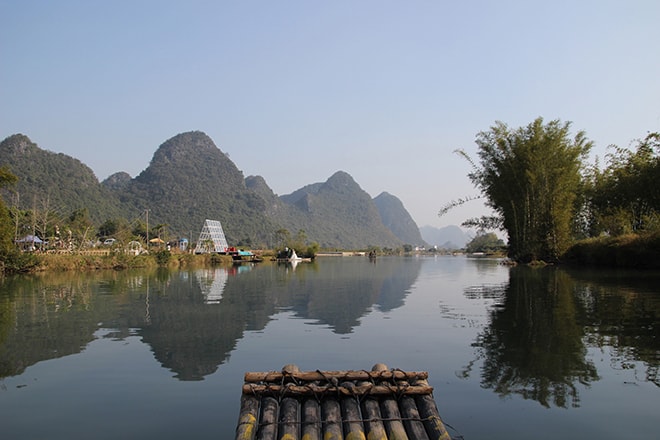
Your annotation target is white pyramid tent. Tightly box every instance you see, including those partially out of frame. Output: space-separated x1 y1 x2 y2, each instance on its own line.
194 219 229 253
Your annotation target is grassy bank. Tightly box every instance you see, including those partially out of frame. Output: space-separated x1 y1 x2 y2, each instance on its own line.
563 232 660 269
29 251 236 272
2 249 282 274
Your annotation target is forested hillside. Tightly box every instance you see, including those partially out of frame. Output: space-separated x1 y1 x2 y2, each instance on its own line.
0 134 123 223
116 131 277 246
0 132 420 250
374 192 426 246
275 171 403 249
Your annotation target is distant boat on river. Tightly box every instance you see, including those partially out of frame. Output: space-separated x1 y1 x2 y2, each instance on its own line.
229 249 263 263
275 248 311 263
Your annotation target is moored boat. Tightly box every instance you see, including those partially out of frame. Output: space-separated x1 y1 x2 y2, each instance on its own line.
275 247 312 263
230 249 263 263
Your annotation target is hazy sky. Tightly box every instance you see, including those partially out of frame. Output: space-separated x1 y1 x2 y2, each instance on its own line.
2 1 659 228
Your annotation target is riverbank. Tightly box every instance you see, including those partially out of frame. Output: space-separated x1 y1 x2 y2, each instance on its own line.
2 250 238 274
2 234 658 274
562 232 660 269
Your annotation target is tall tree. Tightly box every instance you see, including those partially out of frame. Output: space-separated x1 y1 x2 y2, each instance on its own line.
588 132 659 234
65 208 95 249
0 167 19 253
459 118 592 262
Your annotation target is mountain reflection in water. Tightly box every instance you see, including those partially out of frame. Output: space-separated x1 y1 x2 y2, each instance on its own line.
0 258 421 381
0 257 658 439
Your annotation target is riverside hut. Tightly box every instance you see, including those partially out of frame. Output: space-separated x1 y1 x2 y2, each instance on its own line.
235 363 452 440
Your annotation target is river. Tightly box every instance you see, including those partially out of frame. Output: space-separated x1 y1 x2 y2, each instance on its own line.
0 255 658 439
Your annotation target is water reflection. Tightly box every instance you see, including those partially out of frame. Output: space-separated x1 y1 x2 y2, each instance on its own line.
566 268 660 387
196 267 230 304
461 265 660 408
0 272 114 378
0 257 421 381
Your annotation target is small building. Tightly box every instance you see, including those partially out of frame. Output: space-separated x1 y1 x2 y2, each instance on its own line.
15 234 43 251
194 219 229 254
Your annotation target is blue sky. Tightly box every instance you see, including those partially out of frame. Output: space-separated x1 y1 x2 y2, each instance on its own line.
2 1 659 229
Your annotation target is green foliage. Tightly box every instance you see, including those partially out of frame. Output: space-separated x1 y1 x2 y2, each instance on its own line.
465 232 506 254
1 248 39 274
209 253 224 265
279 229 319 257
373 192 425 245
287 229 308 253
563 232 660 268
586 132 659 235
97 217 135 244
461 215 503 231
0 135 124 224
98 219 121 238
0 166 18 187
275 228 291 248
132 220 147 241
0 169 17 254
276 171 402 249
0 167 38 274
305 242 320 258
1 132 410 252
155 249 171 266
63 208 95 249
461 117 592 263
120 131 276 247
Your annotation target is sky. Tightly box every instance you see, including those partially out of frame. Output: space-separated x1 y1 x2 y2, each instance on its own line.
2 1 659 229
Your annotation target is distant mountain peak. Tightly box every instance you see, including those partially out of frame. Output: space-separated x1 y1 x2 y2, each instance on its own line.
1 131 422 250
320 171 363 198
1 133 34 154
150 131 217 165
275 170 402 248
327 170 353 182
419 225 471 249
123 131 270 243
373 192 425 246
102 172 132 191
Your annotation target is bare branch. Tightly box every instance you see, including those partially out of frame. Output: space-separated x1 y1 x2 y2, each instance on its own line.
438 194 482 217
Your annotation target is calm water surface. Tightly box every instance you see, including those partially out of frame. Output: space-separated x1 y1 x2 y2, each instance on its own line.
0 256 658 439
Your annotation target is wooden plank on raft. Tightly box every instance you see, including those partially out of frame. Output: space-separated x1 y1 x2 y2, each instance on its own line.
236 394 260 440
399 395 430 440
321 398 343 440
244 369 428 383
380 397 409 440
361 397 388 440
340 384 366 440
415 394 452 440
235 364 451 440
257 397 278 440
278 397 299 440
301 399 321 440
242 383 433 397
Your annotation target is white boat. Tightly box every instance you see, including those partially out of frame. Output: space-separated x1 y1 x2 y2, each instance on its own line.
276 248 311 263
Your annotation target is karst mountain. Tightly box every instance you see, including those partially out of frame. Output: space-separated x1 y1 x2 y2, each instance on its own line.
1 131 427 249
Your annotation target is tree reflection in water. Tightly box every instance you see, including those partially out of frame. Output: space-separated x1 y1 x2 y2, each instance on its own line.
462 264 660 408
570 268 660 388
461 266 599 408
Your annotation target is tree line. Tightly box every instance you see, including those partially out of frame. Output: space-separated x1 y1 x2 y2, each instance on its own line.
2 117 658 271
441 117 659 263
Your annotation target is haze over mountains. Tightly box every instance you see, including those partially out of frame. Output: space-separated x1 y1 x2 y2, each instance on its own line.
0 131 462 250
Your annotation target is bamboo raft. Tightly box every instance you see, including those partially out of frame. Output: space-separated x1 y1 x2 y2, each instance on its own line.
235 363 452 440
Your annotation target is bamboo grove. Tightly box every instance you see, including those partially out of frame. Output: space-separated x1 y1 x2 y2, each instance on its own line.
446 117 659 263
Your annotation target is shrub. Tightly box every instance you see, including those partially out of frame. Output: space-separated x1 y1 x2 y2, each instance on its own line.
155 250 171 266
